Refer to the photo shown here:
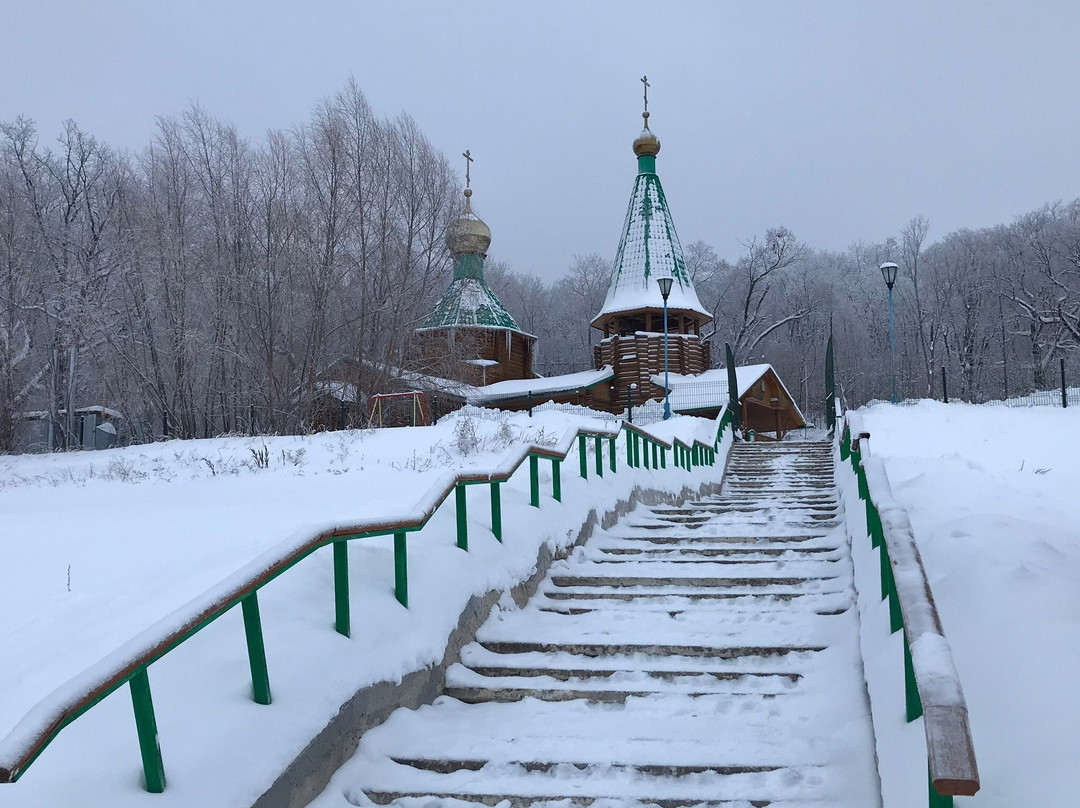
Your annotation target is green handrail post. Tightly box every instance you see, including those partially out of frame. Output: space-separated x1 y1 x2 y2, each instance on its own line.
551 457 562 501
129 668 166 793
929 768 954 808
651 441 658 468
594 435 603 477
625 430 633 466
578 434 588 479
867 495 883 550
455 482 468 551
490 482 502 541
241 592 271 705
879 538 891 602
840 425 850 461
529 454 540 507
904 629 924 722
856 460 869 504
642 438 650 469
881 542 889 604
660 447 667 468
888 561 903 633
333 539 350 637
609 436 617 472
633 433 641 467
394 532 408 607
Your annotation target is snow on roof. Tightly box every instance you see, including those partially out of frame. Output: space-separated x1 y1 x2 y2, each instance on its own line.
593 170 711 325
393 368 477 399
314 381 359 403
651 364 805 420
418 276 529 334
23 406 124 421
469 367 615 404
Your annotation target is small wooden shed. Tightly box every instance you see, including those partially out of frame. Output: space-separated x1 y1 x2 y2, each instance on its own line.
652 364 805 439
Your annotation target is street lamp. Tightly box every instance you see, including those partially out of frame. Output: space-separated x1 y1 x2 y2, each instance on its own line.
657 275 674 419
879 261 899 404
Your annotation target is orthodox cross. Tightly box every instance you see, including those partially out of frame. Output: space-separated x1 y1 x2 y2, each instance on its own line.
641 75 650 114
462 149 473 190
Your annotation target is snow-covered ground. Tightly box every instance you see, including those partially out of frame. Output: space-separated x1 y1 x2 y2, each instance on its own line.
856 401 1080 806
0 407 726 807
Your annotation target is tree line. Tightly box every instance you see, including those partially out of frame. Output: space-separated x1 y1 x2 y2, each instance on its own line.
490 209 1080 416
1 81 461 450
4 80 1079 451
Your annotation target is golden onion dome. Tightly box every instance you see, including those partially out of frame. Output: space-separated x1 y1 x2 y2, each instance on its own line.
447 191 492 256
632 112 661 157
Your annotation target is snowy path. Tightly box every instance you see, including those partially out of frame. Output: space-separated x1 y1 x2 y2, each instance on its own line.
315 442 880 807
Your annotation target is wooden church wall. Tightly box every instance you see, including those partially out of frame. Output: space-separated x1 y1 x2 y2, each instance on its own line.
594 332 710 406
416 328 536 386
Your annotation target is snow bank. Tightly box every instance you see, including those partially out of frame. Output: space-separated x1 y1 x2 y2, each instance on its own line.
0 408 728 807
856 400 1080 807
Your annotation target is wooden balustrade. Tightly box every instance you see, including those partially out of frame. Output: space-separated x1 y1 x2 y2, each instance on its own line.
842 416 980 801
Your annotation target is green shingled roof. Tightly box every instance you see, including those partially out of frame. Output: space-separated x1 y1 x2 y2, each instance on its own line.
419 273 522 331
592 148 711 325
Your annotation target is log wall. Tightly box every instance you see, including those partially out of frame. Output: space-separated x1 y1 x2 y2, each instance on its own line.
594 333 710 408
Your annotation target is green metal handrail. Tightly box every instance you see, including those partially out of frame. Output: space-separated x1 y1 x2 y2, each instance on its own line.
0 411 735 792
839 416 980 805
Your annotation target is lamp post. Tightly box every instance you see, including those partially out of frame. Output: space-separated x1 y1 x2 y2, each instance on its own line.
657 276 674 419
626 382 638 423
880 261 899 404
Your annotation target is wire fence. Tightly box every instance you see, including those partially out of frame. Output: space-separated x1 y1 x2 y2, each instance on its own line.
903 357 1078 409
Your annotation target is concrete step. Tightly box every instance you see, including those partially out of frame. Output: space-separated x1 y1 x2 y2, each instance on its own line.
608 534 828 544
478 640 825 658
536 602 851 618
586 555 841 565
363 789 781 807
443 684 789 703
626 517 840 530
663 504 839 514
390 757 795 777
595 546 840 557
456 665 802 684
542 590 819 602
549 575 834 588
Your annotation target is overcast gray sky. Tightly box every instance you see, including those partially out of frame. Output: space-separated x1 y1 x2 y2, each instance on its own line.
3 1 1079 279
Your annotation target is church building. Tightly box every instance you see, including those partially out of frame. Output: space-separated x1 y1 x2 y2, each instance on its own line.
591 88 712 407
415 156 537 388
400 85 804 438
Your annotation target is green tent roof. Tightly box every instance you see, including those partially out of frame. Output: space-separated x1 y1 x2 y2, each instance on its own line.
419 272 523 332
592 146 711 325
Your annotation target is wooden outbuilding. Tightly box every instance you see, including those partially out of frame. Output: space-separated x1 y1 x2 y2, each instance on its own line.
653 364 805 439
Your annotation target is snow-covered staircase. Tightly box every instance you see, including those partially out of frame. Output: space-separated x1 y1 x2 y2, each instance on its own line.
328 441 880 807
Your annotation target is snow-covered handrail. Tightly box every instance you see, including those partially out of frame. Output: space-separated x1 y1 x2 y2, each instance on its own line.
0 413 733 792
840 417 980 799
